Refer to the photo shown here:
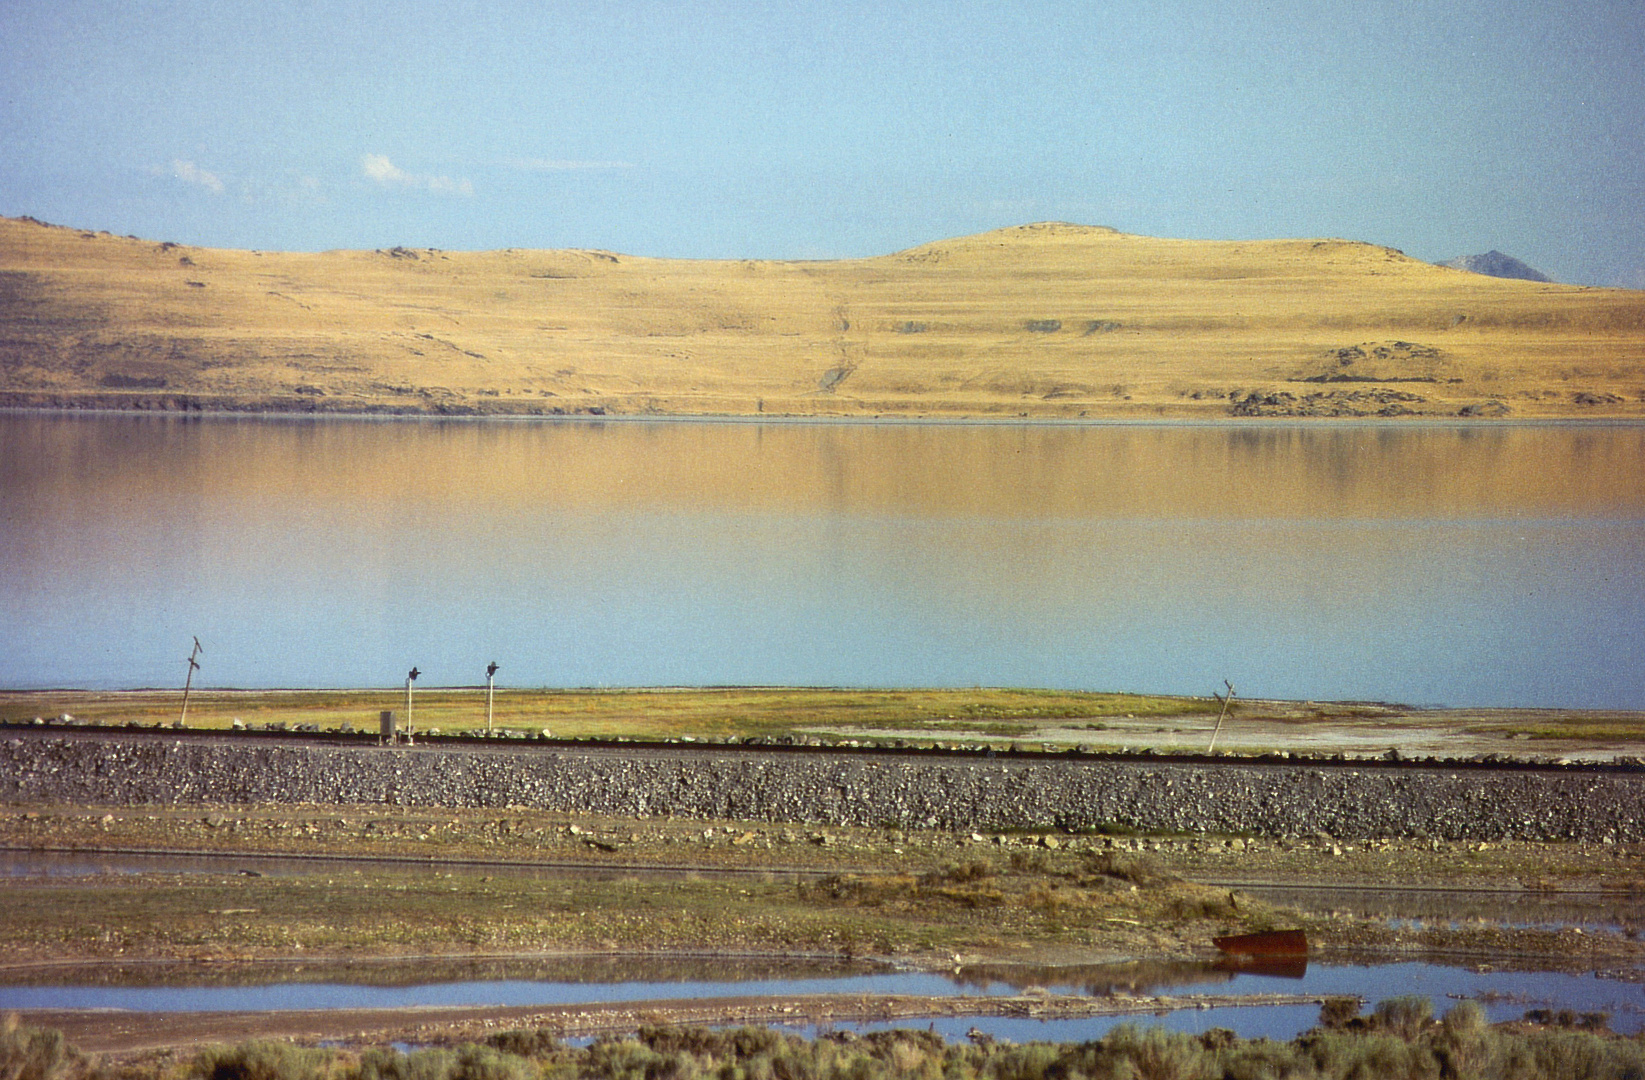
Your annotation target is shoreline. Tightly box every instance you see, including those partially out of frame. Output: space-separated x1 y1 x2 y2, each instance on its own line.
6 403 1645 426
7 689 1644 762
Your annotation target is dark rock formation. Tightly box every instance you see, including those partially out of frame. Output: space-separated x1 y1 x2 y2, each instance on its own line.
1437 251 1552 283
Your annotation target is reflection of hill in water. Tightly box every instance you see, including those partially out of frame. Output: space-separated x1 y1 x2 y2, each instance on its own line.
6 955 890 990
7 415 1641 704
12 417 1645 521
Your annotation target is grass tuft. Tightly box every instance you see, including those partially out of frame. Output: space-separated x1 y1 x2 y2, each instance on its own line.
190 1041 347 1080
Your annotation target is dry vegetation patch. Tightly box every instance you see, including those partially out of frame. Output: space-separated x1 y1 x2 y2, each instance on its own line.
10 688 1643 762
14 1003 1645 1080
4 215 1641 419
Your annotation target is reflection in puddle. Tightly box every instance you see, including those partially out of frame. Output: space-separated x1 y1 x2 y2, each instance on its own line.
0 955 895 992
951 957 1305 999
5 957 1642 1038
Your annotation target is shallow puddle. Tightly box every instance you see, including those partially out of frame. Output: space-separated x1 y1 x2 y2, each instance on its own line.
7 851 1643 1038
5 958 1642 1038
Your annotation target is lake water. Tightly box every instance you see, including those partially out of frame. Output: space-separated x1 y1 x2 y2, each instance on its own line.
3 414 1643 708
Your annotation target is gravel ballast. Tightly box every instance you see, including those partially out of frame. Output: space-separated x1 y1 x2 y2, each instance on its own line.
3 734 1642 842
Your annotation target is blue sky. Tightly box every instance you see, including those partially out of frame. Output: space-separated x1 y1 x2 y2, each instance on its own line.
2 0 1641 286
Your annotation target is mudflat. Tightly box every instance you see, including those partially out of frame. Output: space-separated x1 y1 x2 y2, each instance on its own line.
2 216 1640 419
6 687 1642 761
6 799 1645 1055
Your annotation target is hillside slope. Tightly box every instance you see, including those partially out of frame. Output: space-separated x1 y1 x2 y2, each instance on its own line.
2 216 1641 418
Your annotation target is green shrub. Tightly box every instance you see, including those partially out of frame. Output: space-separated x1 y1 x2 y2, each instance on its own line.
1524 1008 1613 1033
355 1048 458 1080
982 1042 1065 1080
483 1031 561 1059
38 1008 1645 1080
580 1038 700 1080
450 1046 539 1080
1498 1030 1645 1080
1208 1037 1306 1080
636 1025 784 1060
1432 1001 1492 1078
1045 1026 1216 1080
1370 996 1434 1040
1439 1000 1486 1036
1 1020 91 1080
1318 997 1363 1030
190 1041 341 1080
1300 1030 1437 1080
1099 1025 1210 1080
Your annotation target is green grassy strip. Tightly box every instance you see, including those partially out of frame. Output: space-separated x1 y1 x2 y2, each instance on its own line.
0 687 1212 737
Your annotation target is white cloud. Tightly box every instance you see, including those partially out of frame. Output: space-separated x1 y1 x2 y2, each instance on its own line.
170 159 225 194
361 154 408 185
361 154 473 197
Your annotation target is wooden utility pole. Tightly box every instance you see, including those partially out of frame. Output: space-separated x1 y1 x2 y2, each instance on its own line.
405 667 420 743
1208 679 1235 753
179 637 202 727
486 661 500 735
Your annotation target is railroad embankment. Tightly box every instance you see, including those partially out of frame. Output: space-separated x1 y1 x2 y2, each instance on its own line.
4 733 1641 842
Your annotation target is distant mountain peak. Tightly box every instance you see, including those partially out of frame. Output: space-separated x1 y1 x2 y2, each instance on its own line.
1438 251 1552 283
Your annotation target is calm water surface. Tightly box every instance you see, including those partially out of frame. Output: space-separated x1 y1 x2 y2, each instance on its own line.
4 960 1641 1039
3 414 1643 707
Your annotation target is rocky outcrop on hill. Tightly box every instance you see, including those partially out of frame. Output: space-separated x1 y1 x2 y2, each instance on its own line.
1229 388 1426 417
1438 251 1553 283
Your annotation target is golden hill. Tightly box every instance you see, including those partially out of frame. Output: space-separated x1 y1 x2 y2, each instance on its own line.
1 215 1641 419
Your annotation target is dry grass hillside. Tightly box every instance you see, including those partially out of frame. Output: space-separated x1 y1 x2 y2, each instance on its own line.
2 215 1641 418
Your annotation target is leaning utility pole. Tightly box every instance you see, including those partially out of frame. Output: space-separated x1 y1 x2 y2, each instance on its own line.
1207 679 1236 753
178 636 203 727
405 666 420 743
485 661 500 735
